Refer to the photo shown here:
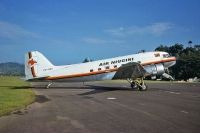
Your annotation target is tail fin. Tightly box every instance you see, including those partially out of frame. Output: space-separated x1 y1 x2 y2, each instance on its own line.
25 51 54 80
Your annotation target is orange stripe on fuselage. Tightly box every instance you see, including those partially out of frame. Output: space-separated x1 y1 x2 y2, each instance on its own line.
45 57 176 80
141 57 176 66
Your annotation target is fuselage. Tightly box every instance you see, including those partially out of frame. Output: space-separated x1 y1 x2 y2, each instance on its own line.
34 51 176 82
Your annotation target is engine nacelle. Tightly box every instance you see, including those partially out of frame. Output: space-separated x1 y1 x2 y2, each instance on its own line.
143 63 165 76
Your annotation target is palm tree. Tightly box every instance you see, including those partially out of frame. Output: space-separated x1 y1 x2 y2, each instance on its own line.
188 40 192 47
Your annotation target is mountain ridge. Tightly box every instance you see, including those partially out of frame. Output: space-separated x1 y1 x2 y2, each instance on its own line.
0 62 24 76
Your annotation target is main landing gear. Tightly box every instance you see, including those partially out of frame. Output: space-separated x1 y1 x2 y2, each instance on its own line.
127 78 148 91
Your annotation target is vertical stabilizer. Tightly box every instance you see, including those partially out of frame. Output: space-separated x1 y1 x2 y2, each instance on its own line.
25 51 54 80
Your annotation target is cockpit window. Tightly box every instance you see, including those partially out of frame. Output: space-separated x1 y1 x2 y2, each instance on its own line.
163 54 169 58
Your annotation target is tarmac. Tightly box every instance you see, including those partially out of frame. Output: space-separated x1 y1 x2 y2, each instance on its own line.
0 81 200 133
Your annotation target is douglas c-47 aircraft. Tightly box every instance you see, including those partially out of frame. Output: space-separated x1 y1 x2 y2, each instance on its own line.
25 51 176 91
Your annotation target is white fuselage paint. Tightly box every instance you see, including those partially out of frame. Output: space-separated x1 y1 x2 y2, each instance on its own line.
36 51 176 82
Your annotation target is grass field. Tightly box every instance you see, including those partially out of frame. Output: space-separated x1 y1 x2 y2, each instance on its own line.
0 76 35 116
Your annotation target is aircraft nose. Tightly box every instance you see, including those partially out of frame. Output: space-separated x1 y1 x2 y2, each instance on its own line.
163 57 176 68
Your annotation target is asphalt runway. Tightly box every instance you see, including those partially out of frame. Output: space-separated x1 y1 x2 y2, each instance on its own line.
0 81 200 133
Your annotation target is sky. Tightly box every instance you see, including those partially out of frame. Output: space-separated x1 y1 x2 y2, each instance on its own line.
0 0 200 65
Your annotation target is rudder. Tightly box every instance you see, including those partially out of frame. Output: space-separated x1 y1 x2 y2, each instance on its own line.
25 51 54 80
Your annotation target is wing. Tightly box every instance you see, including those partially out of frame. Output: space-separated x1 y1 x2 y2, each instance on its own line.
112 62 149 80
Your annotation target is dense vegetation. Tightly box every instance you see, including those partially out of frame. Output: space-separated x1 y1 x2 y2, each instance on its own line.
155 43 200 80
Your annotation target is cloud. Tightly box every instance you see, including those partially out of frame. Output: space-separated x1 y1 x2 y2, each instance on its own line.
105 27 125 36
0 21 40 39
147 22 173 35
82 37 125 44
105 22 173 37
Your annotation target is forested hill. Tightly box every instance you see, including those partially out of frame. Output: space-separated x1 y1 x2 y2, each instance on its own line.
0 62 24 76
155 43 200 80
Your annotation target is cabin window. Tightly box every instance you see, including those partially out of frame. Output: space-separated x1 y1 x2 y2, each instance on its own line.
154 53 160 57
98 68 101 71
106 66 109 69
114 65 117 68
90 69 93 72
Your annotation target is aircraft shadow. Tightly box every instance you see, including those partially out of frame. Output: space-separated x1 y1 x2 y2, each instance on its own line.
32 84 135 95
1 84 139 96
78 85 135 96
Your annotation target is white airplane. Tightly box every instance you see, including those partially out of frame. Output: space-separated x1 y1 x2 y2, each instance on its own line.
25 51 176 90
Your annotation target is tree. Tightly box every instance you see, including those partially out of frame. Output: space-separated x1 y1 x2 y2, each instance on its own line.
138 49 146 53
155 45 169 52
188 40 192 47
194 45 200 50
155 43 200 80
168 43 184 56
82 57 93 63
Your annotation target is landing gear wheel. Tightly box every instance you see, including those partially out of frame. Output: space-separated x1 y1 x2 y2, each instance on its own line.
127 78 148 91
138 83 148 91
131 82 138 89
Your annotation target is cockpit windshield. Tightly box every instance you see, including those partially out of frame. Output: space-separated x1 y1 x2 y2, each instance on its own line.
163 54 170 58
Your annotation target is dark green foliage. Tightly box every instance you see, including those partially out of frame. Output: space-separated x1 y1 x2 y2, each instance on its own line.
82 57 93 63
155 43 200 80
155 45 169 52
138 49 146 53
0 62 24 76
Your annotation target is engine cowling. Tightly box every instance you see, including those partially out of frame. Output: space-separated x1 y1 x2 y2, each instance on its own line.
143 63 165 76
